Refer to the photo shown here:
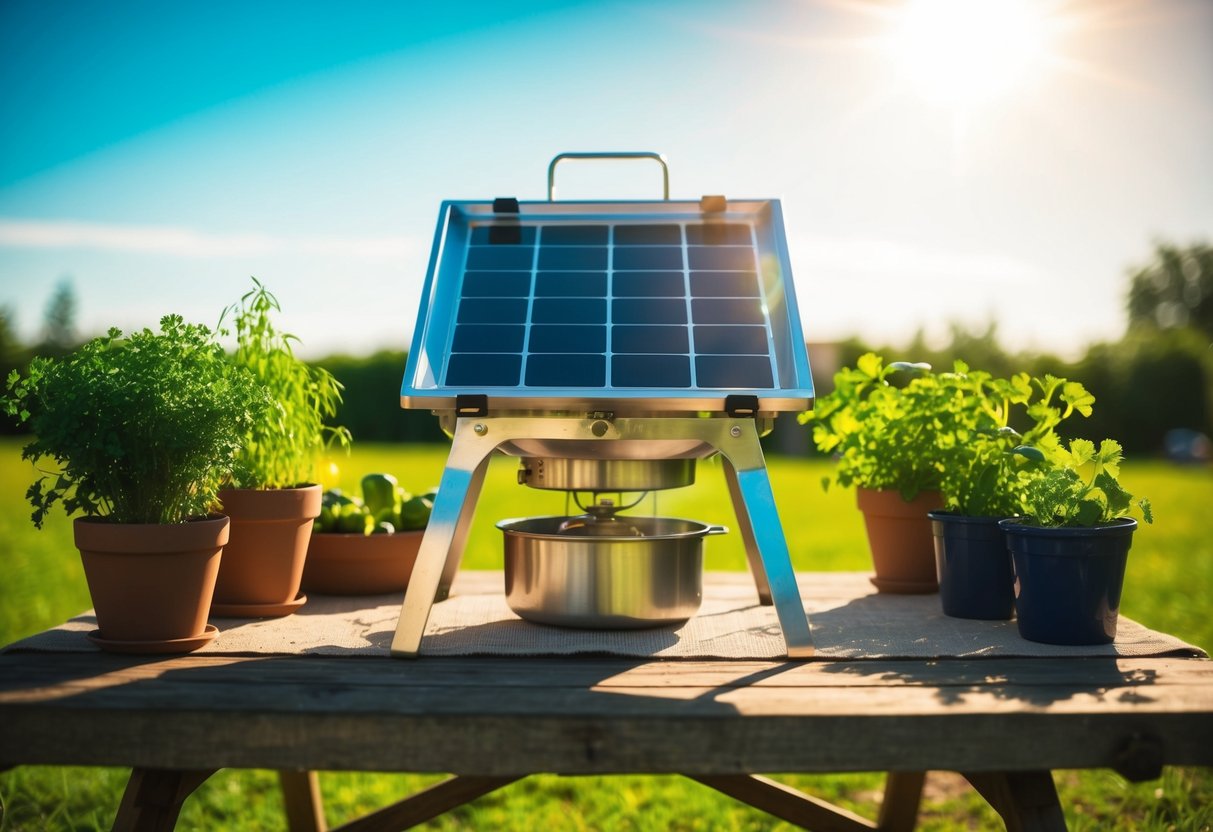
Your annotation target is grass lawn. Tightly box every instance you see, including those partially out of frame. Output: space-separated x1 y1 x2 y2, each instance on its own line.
1 438 1210 830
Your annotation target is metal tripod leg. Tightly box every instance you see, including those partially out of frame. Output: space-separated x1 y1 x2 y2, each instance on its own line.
722 460 773 606
390 421 495 658
716 423 814 658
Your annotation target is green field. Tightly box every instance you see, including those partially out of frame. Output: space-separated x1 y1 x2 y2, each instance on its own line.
1 439 1211 830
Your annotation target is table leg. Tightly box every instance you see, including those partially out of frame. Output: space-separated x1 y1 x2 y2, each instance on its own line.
112 767 215 832
330 775 522 832
963 771 1067 832
279 770 327 832
875 772 925 832
691 774 878 831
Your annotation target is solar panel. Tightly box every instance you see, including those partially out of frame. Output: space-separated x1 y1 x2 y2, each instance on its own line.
402 199 814 412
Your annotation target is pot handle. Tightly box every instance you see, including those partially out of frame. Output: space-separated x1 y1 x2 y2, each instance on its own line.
706 524 729 536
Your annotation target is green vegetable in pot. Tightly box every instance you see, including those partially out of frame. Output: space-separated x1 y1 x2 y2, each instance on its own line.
322 488 354 509
316 504 336 533
336 501 372 534
361 473 398 514
398 495 432 531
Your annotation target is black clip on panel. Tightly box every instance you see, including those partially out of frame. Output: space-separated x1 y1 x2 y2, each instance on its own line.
725 394 759 418
455 394 489 418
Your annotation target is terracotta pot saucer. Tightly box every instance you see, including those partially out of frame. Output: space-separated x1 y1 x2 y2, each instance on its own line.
88 624 219 655
869 576 939 595
210 593 307 619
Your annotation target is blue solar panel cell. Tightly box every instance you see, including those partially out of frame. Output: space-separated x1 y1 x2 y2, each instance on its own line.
612 298 687 325
466 246 535 270
691 298 765 325
614 224 681 245
538 246 610 270
613 246 683 270
528 325 607 353
693 325 768 355
526 353 606 387
470 226 538 245
461 271 531 297
612 354 692 388
685 223 752 245
696 355 774 388
688 246 755 270
535 272 608 297
452 324 526 353
532 298 607 324
612 271 685 297
690 271 760 298
458 298 528 324
612 325 690 354
541 225 609 245
445 353 522 387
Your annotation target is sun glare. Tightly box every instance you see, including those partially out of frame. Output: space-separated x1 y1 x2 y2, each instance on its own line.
890 0 1053 108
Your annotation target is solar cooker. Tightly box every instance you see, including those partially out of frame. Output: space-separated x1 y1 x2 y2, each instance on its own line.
390 153 817 658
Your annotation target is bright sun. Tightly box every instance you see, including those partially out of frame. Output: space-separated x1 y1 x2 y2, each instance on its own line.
889 0 1054 108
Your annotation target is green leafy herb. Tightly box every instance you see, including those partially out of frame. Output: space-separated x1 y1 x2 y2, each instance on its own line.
2 316 267 526
934 367 1093 517
799 353 946 500
221 279 351 489
1022 438 1154 527
801 353 1097 516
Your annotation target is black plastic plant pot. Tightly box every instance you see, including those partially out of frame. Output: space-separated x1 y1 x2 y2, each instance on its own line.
929 512 1015 621
998 518 1137 645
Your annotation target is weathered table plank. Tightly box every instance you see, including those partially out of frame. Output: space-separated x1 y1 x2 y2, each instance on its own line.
3 570 1212 831
3 653 1211 776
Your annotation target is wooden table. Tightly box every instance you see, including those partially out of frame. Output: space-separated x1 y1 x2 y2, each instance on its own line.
2 574 1212 832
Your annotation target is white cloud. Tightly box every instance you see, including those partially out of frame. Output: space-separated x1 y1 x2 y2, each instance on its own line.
0 218 417 261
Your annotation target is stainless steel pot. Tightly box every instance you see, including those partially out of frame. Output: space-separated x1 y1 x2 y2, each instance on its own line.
498 515 727 629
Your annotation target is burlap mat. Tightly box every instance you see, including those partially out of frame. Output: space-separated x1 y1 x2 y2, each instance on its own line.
6 572 1205 660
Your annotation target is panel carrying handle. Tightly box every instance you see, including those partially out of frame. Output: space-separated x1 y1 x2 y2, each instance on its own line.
547 152 669 201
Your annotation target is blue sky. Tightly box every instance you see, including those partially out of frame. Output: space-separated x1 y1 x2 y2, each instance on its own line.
2 0 1210 358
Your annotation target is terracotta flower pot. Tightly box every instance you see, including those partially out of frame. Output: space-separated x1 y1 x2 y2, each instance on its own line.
212 485 322 612
856 487 942 593
302 530 423 595
74 514 228 647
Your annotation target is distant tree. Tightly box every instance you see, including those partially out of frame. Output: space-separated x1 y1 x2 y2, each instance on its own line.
1 305 23 376
37 278 78 356
1126 241 1213 337
1 305 29 433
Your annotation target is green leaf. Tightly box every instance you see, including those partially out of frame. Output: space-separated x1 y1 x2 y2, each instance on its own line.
1095 470 1131 516
1095 439 1124 477
856 353 882 379
1061 381 1095 417
1074 498 1104 526
1067 438 1096 467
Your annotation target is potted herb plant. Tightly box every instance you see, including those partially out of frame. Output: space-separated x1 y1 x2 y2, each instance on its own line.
929 368 1094 620
802 353 946 593
999 438 1153 645
211 280 350 616
1 316 265 652
302 473 433 595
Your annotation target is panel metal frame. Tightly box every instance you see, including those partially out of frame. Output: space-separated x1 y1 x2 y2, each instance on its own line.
400 199 815 413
